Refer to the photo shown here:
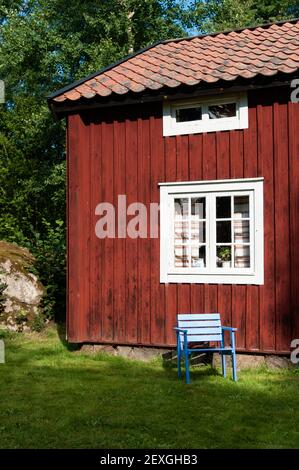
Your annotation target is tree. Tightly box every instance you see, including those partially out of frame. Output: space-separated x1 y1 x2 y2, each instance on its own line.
0 0 189 320
189 0 299 33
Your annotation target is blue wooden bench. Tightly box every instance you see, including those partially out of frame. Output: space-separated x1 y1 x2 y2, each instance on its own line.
174 313 237 384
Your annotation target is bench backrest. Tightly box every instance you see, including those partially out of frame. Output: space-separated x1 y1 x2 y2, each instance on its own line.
177 313 222 345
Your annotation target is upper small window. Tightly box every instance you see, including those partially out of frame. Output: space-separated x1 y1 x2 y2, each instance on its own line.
163 93 248 136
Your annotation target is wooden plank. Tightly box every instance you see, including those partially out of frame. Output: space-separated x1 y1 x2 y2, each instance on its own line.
244 95 260 350
125 111 138 343
67 115 80 341
178 320 221 327
274 99 291 352
137 107 152 344
216 131 230 179
257 96 276 351
88 118 102 341
232 285 246 350
288 100 299 342
77 113 90 341
164 135 178 345
150 104 166 344
101 116 114 341
176 134 189 182
185 327 222 334
186 334 223 342
113 117 126 343
189 134 203 181
230 130 244 178
178 313 220 320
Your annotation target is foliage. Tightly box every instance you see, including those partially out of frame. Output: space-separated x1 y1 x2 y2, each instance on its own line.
0 278 7 314
0 0 298 323
0 1 189 321
14 309 28 331
31 312 45 332
188 0 299 32
0 327 299 448
218 246 231 261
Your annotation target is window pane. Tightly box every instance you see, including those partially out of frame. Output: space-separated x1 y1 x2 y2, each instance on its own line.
191 246 206 268
176 107 202 122
216 196 231 219
234 245 250 268
191 197 205 219
234 220 250 243
208 103 236 119
191 221 205 243
174 198 188 219
174 245 189 267
217 246 232 268
234 196 249 218
217 221 231 243
174 221 188 244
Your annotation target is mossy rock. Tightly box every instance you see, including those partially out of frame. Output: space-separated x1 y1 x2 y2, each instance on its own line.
0 241 45 331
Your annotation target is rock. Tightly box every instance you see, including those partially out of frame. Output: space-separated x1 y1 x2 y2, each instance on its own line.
80 344 117 355
265 355 291 369
0 241 44 331
213 353 265 371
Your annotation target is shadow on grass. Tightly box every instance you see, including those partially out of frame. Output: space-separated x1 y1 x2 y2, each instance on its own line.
56 322 80 352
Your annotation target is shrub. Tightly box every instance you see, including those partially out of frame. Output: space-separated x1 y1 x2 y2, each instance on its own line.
31 312 46 332
0 279 7 315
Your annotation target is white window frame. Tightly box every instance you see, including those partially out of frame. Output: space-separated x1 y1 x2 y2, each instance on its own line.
159 178 264 285
163 93 248 137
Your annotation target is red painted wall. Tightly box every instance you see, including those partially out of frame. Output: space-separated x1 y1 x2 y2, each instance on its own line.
67 87 299 353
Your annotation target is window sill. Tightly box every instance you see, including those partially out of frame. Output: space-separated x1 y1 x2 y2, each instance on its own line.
161 272 264 285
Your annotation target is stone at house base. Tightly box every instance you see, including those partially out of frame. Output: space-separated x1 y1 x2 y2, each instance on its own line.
80 344 164 361
212 352 293 370
78 343 293 369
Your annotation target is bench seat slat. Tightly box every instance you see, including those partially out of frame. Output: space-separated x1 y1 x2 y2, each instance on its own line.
178 327 221 335
178 320 221 328
178 313 220 321
185 334 222 342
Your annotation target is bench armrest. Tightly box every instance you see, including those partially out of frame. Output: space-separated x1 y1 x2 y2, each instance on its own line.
222 326 237 332
174 327 188 333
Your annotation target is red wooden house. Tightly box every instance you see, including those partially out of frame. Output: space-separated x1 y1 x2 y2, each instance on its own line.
48 19 299 355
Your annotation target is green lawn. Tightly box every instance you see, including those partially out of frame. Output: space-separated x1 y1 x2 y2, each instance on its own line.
0 326 298 449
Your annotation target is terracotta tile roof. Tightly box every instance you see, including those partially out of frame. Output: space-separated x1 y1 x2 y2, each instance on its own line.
49 19 299 104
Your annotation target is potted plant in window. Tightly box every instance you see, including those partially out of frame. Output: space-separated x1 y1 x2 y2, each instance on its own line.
218 247 231 268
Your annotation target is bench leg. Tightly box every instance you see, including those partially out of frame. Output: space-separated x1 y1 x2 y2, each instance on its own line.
184 349 190 385
183 335 190 384
221 352 226 378
177 344 182 379
232 351 237 382
231 331 237 382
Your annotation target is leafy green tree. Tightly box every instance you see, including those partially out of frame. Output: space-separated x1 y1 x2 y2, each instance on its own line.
189 0 299 33
0 1 189 320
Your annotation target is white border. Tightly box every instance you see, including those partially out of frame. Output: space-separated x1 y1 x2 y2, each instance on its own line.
163 93 248 137
160 178 264 285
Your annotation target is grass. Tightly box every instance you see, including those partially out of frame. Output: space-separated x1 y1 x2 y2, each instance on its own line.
0 326 298 449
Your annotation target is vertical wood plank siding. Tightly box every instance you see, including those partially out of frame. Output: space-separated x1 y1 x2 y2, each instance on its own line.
67 87 299 353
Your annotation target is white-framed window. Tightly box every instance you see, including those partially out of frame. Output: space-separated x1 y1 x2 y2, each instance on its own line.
163 93 248 136
159 178 264 285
